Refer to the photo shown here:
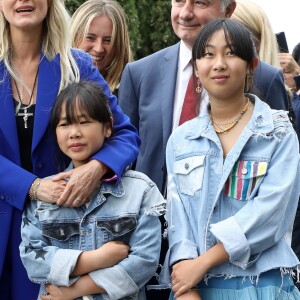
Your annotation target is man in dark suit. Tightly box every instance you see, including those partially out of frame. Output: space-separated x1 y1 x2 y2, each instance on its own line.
119 1 289 299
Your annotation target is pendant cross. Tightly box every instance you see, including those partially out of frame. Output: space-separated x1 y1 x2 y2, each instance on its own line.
17 108 33 129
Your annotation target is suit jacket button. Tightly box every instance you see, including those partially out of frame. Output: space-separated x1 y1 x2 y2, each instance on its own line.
37 162 44 169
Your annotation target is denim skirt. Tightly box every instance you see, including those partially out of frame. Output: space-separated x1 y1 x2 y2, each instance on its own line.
169 269 300 300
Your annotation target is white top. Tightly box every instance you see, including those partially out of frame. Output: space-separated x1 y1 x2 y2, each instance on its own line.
172 41 192 131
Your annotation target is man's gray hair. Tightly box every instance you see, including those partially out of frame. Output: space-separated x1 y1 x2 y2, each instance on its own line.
170 0 234 13
220 0 234 13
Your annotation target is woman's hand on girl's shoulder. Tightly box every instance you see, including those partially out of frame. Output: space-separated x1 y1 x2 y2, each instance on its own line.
35 178 67 203
53 160 108 207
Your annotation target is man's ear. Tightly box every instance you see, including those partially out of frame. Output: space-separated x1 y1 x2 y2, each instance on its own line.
225 1 237 18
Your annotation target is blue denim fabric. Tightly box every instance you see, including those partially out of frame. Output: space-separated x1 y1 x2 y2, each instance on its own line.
20 169 166 300
159 94 300 286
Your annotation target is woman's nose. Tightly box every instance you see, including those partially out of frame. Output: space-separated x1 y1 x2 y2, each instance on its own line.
93 40 104 53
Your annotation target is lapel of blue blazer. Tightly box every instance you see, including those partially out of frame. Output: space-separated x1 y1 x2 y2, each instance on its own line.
160 43 180 149
0 62 20 161
32 53 60 153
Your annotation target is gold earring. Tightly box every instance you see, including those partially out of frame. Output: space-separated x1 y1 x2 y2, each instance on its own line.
196 78 202 94
245 72 253 92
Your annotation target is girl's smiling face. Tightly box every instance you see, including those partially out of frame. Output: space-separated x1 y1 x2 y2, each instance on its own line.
78 15 115 75
195 29 249 101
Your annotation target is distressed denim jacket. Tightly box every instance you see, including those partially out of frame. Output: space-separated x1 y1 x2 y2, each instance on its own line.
20 168 166 300
159 94 300 286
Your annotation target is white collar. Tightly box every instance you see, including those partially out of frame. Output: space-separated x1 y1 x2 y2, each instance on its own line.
179 40 192 72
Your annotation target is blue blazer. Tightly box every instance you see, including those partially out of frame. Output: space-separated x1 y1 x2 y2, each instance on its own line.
118 43 289 192
0 50 140 275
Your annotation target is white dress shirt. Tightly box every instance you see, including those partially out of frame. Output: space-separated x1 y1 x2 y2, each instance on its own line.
172 41 192 131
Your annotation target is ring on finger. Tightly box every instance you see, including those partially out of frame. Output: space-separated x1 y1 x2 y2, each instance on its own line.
74 197 82 204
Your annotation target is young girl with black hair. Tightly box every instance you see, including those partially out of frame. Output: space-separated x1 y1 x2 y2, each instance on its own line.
20 81 165 300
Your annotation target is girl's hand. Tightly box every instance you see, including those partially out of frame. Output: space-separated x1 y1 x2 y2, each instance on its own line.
40 285 72 300
41 276 105 299
172 243 229 298
177 290 202 300
171 259 207 298
36 178 67 203
53 160 109 206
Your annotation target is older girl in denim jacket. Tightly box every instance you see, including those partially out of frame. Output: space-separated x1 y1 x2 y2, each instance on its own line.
161 19 300 300
20 81 165 300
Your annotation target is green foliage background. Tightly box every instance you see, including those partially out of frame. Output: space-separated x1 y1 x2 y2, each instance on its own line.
65 0 179 60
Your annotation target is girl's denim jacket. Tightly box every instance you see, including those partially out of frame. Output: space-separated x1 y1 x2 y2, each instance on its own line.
20 169 166 300
159 94 300 286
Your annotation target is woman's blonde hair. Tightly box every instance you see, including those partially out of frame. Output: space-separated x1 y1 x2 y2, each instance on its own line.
0 0 80 92
232 0 280 68
70 0 132 92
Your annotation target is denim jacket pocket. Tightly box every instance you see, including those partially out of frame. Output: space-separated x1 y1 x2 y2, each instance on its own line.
174 155 205 196
96 215 137 243
225 160 268 201
42 222 80 242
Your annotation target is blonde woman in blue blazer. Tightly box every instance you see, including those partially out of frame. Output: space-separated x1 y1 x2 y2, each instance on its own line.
0 0 139 299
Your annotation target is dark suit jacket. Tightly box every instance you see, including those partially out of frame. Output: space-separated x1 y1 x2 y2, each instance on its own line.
0 50 139 275
119 43 289 192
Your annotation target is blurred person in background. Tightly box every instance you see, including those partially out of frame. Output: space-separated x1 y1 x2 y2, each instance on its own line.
280 44 300 279
232 0 295 126
70 0 133 96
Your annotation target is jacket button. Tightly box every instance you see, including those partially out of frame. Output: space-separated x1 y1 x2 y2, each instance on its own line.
184 163 189 170
37 162 44 169
242 168 248 175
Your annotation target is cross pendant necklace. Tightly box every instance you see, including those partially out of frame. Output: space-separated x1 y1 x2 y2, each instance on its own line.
14 66 39 129
17 107 33 129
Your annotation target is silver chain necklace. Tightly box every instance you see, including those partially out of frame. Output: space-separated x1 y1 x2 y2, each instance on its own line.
14 66 39 129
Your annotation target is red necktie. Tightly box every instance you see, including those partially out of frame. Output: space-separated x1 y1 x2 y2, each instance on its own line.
179 73 198 125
